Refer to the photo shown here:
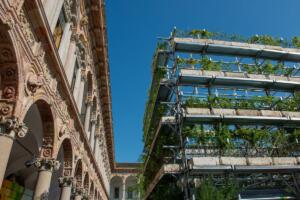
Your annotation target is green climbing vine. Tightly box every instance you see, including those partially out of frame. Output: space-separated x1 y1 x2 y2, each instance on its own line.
184 94 300 111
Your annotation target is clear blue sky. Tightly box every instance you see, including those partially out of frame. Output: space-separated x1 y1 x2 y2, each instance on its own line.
106 0 300 162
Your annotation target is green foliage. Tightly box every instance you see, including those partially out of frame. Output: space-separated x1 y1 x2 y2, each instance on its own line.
200 57 222 71
134 173 145 198
183 29 300 48
260 61 274 74
189 29 214 39
157 41 168 50
184 95 299 112
291 128 300 143
150 177 183 200
292 36 300 48
183 123 300 156
241 63 256 74
183 125 213 144
196 178 239 200
215 125 233 152
235 128 270 148
249 35 281 46
176 56 294 76
273 62 285 74
236 99 254 109
213 97 233 108
252 96 273 108
143 66 167 142
185 97 209 108
142 131 179 192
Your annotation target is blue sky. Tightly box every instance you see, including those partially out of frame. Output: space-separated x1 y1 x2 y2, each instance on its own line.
106 0 300 162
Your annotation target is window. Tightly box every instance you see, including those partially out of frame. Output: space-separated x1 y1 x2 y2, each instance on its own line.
53 8 66 48
71 61 79 92
127 190 133 199
114 187 119 199
80 83 88 123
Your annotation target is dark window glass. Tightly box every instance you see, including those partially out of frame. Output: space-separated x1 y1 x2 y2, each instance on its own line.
114 187 119 199
71 61 79 92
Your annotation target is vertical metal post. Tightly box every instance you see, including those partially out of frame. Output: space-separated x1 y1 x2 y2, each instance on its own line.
175 75 190 200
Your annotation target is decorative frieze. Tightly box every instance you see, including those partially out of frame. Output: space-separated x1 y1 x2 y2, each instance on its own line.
18 8 35 48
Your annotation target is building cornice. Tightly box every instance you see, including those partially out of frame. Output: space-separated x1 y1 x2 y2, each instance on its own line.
113 163 142 174
86 0 115 170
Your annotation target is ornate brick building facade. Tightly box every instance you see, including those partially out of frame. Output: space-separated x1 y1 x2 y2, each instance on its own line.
0 0 118 199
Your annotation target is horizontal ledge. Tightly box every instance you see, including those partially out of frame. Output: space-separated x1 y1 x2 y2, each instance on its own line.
184 108 300 124
179 69 300 90
189 156 300 174
190 165 300 174
174 37 300 62
185 114 293 124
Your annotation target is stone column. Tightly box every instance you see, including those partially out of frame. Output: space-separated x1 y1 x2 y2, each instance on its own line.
58 23 72 65
89 119 96 151
82 189 89 200
84 99 92 139
0 117 27 188
33 158 60 200
59 176 73 200
73 66 83 103
65 40 77 83
122 178 126 200
76 70 87 112
94 134 99 156
74 187 84 200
